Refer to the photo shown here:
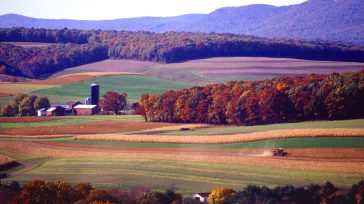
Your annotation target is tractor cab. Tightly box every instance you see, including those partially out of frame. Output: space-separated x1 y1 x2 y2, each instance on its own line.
272 148 288 156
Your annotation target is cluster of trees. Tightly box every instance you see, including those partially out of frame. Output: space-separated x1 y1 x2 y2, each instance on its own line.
100 91 128 115
0 43 108 78
1 27 364 78
0 180 183 204
208 181 364 204
1 180 363 204
139 71 364 125
0 94 50 117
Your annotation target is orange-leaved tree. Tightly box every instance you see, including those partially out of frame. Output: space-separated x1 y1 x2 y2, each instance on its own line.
208 187 235 204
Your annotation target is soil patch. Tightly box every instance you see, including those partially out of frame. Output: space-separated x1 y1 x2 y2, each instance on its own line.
0 121 177 135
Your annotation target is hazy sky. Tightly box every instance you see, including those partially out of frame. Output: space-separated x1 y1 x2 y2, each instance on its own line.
0 0 307 20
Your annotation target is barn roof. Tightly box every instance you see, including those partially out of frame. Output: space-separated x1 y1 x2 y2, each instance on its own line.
46 107 56 112
194 192 210 197
66 100 81 106
74 105 97 109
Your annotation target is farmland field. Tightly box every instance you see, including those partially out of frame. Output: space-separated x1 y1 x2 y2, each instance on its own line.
45 57 364 83
1 115 364 195
1 56 364 195
141 57 364 82
31 75 195 103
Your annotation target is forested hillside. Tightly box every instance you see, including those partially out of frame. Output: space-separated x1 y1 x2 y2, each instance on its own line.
1 27 364 78
0 0 363 45
139 71 364 125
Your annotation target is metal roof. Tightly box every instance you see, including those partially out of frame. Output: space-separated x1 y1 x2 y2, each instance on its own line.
74 105 97 109
47 107 56 112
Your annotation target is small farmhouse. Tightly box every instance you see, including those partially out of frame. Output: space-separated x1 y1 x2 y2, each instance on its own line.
74 104 99 116
46 106 65 116
192 192 210 203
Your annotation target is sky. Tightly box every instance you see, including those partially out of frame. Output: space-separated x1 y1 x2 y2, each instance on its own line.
0 0 307 20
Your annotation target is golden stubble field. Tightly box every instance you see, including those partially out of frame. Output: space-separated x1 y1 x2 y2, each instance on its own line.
75 128 364 144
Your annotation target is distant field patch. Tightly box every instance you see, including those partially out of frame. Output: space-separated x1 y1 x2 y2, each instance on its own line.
32 75 195 103
143 57 364 82
51 59 156 77
2 41 53 47
0 121 176 135
0 83 57 94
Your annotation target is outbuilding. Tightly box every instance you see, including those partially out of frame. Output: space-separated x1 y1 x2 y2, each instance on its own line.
37 108 46 117
192 192 210 203
46 106 65 116
74 105 99 116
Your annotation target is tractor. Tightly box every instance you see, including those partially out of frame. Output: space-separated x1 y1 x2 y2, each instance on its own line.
272 148 288 156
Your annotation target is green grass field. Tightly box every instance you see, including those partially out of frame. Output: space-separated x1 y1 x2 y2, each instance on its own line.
1 151 362 196
32 75 195 103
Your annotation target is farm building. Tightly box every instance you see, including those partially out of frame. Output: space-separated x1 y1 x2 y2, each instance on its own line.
74 105 100 116
65 100 82 115
46 106 65 116
66 100 82 109
37 108 46 117
192 192 210 203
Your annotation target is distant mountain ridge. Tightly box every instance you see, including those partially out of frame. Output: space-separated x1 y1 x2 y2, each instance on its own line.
0 0 363 45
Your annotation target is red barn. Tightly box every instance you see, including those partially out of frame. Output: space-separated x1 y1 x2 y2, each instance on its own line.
74 105 100 116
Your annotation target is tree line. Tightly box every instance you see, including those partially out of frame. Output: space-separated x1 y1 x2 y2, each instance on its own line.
0 94 50 117
0 180 363 204
138 71 364 125
0 43 108 78
1 27 364 78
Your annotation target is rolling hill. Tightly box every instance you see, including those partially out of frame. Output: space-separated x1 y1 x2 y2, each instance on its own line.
0 0 363 45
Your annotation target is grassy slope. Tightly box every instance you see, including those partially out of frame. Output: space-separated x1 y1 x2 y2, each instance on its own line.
1 151 362 196
32 75 195 103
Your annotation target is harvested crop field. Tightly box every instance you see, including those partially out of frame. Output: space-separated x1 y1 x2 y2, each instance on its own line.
75 128 364 144
0 92 13 97
0 140 363 174
28 141 364 160
0 83 57 94
0 121 177 135
0 116 62 123
27 72 141 85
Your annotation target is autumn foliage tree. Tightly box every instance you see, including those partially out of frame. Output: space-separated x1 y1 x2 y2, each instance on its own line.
208 187 235 204
140 71 364 125
100 91 127 115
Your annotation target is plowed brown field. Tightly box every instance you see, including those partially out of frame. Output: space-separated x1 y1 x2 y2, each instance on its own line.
0 121 176 135
0 92 13 97
0 116 62 123
1 140 363 173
